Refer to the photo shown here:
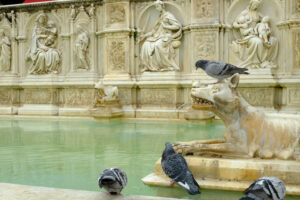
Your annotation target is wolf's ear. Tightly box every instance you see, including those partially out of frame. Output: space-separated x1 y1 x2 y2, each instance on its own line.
229 73 240 88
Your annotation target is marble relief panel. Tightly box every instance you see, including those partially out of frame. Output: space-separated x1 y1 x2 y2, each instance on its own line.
194 32 217 61
295 32 300 68
239 88 274 107
61 89 95 106
106 35 128 74
22 89 58 104
288 88 300 105
25 13 61 75
0 89 12 104
140 88 176 105
107 4 125 24
194 0 214 19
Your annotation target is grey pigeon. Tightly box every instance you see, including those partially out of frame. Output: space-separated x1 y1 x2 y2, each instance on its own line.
161 142 200 195
240 177 286 200
195 60 249 81
98 167 127 195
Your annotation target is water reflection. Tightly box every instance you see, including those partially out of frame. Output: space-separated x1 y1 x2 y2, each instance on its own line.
0 118 298 200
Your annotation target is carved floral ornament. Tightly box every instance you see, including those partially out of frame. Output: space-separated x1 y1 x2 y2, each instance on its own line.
195 33 216 60
109 39 125 72
231 0 279 69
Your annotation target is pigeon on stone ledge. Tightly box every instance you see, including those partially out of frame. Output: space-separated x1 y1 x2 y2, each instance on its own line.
98 167 127 195
195 59 249 82
240 177 286 200
161 142 200 195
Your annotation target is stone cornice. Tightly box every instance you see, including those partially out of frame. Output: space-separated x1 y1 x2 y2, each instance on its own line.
0 0 103 12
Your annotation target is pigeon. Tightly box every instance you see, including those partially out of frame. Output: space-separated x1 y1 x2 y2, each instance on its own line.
240 177 286 200
195 60 249 81
98 167 127 195
161 142 200 195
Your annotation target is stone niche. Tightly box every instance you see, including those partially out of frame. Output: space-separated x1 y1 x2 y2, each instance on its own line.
0 0 298 118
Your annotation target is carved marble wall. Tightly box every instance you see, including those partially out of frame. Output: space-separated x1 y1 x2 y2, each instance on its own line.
0 0 298 117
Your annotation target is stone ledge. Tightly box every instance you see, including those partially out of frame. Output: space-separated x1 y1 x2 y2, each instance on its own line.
0 183 180 200
142 157 300 196
142 173 300 196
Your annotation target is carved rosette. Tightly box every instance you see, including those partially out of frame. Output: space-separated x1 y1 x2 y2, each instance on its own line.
295 32 300 68
195 32 217 61
107 4 126 24
194 0 214 19
108 38 126 72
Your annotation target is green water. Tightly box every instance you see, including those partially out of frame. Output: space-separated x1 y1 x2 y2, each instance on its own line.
0 118 298 200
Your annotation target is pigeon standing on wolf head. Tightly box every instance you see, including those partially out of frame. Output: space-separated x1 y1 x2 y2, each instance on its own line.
240 177 286 200
161 142 200 195
195 60 249 81
98 167 127 195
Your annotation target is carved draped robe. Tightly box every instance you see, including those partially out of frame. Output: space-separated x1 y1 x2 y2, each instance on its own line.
0 36 11 72
140 11 182 72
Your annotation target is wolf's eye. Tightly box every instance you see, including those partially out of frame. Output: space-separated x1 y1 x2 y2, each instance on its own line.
212 87 219 93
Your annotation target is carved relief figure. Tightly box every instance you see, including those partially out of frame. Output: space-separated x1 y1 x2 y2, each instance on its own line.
74 25 89 70
232 0 278 69
196 0 214 18
0 29 11 72
108 5 125 24
109 40 125 71
140 0 182 72
26 13 61 74
255 16 271 44
95 81 119 104
89 4 95 17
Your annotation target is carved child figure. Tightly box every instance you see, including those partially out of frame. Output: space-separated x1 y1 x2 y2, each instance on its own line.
255 16 271 45
44 20 57 47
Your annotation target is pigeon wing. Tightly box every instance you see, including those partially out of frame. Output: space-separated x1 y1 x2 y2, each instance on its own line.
162 154 187 179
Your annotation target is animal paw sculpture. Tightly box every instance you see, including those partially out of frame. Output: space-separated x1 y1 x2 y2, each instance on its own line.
174 74 300 160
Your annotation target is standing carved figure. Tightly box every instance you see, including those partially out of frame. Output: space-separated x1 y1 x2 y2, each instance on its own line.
0 29 11 72
140 0 182 72
232 0 278 69
26 13 61 74
74 25 89 70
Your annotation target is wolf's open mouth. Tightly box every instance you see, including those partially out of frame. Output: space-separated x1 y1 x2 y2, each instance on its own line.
192 95 214 106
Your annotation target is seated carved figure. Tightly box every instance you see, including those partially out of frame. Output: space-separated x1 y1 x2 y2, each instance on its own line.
174 74 300 160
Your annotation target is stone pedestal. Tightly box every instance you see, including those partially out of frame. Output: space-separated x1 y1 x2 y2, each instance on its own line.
90 100 123 119
142 157 300 195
